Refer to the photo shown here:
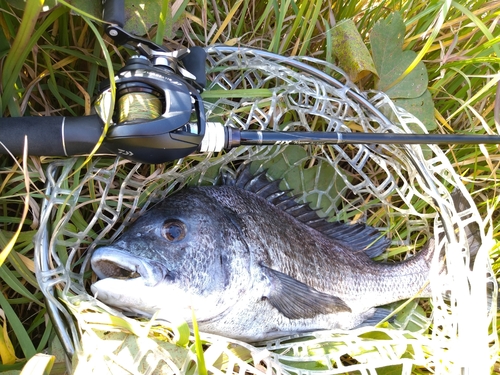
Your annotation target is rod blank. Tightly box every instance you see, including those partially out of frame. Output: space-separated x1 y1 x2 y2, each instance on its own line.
235 130 500 146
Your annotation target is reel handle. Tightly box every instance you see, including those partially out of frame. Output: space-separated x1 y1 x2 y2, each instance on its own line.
0 115 104 156
180 46 207 89
102 0 125 27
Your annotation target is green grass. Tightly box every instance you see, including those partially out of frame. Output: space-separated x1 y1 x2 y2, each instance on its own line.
0 0 498 373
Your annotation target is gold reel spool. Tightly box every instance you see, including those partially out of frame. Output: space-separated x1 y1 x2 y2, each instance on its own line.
117 92 162 124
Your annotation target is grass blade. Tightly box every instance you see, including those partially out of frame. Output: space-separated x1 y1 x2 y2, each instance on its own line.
191 309 207 375
172 0 190 23
0 143 29 267
0 309 16 365
0 266 43 307
210 0 243 45
298 0 323 56
0 289 36 359
155 0 172 43
1 0 45 115
20 353 55 375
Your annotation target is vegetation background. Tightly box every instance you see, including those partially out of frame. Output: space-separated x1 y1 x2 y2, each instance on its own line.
0 0 498 373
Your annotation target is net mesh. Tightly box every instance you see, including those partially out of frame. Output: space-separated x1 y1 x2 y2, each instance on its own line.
34 46 498 374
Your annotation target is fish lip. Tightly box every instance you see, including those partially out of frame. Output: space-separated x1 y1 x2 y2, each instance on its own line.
91 247 165 287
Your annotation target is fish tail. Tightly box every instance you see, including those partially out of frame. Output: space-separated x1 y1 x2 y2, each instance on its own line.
420 236 438 267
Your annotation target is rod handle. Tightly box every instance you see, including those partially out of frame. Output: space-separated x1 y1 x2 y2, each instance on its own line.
0 115 104 157
102 0 125 27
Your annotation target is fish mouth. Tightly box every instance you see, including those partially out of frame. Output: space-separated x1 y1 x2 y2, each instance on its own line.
91 247 165 287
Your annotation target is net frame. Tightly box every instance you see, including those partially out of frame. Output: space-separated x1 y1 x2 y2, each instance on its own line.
34 46 498 374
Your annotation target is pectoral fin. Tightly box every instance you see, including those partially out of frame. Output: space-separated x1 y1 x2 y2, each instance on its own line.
261 265 351 319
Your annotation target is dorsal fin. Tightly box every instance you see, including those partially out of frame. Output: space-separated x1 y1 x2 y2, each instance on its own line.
234 167 390 258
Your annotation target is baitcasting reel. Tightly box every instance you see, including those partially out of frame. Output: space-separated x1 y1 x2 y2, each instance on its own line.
97 22 208 163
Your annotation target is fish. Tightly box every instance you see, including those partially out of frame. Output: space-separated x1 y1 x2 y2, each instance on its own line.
90 167 439 342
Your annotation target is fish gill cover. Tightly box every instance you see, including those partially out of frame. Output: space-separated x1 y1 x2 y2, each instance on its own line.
34 47 497 375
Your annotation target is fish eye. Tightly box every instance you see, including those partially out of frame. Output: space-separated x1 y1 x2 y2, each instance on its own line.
162 219 187 242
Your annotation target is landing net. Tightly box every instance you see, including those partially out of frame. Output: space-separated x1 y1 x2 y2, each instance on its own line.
34 46 497 374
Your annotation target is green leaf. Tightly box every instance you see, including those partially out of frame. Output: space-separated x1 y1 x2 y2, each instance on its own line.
124 0 160 36
187 164 223 187
47 335 74 375
5 0 57 10
393 91 436 133
370 12 436 130
65 0 100 19
67 0 175 38
0 5 69 115
155 0 172 44
394 299 431 333
249 145 349 217
330 19 378 82
170 320 190 347
370 12 427 98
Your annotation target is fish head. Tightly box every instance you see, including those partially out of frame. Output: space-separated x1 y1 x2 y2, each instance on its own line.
90 188 253 324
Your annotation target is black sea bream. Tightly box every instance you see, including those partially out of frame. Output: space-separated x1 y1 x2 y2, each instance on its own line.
91 168 437 341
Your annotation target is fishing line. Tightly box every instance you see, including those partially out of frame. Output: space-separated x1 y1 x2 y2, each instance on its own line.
117 92 163 124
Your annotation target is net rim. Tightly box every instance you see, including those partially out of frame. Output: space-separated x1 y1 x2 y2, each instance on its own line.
33 45 498 374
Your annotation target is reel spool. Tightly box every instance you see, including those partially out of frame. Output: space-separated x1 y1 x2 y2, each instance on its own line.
114 55 178 126
115 60 164 126
117 91 162 124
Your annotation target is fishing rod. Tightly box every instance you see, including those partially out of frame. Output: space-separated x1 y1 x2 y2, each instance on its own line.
0 2 499 164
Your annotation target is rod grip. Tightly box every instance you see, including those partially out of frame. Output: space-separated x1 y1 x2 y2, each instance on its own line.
0 115 104 157
102 0 125 27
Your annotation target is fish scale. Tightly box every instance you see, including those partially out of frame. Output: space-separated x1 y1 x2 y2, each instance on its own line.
90 167 445 341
